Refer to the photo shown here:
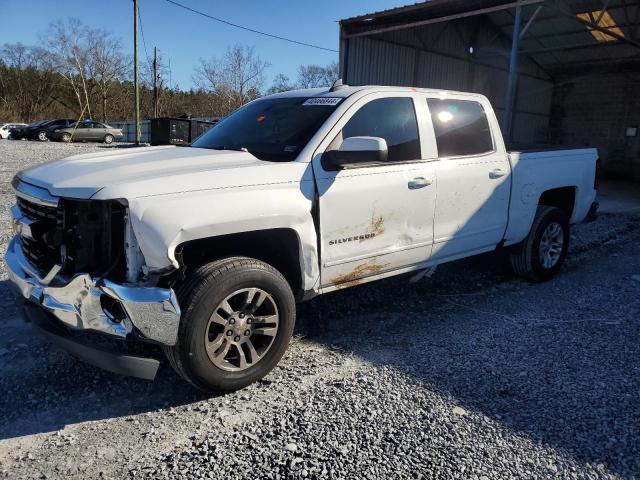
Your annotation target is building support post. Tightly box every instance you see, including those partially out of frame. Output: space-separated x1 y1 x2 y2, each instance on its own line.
339 25 350 83
503 2 523 141
133 0 141 145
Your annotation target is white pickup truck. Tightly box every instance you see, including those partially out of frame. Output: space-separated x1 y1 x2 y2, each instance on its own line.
6 84 598 391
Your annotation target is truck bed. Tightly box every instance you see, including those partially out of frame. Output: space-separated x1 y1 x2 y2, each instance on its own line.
506 143 590 154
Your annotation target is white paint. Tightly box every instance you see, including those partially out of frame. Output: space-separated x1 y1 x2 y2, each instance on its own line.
0 123 27 139
15 86 598 294
338 136 387 152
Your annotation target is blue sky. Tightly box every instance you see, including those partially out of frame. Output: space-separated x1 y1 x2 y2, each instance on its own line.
0 0 408 89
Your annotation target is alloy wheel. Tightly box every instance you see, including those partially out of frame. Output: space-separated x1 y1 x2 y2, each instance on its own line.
539 221 564 269
204 287 279 372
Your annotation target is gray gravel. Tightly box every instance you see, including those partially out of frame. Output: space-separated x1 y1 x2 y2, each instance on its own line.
0 140 639 480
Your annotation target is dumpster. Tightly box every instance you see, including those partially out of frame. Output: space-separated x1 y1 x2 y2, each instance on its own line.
150 117 216 146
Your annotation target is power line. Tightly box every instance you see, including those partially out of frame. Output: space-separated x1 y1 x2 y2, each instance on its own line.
137 6 153 70
164 0 338 53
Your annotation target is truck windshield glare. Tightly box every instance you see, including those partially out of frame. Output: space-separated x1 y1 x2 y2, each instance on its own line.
191 97 341 161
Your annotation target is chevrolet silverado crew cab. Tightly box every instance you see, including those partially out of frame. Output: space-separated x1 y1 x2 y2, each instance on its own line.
6 84 599 392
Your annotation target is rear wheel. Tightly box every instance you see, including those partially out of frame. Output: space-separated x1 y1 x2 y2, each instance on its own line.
509 205 569 282
103 134 114 144
164 257 296 392
37 130 48 142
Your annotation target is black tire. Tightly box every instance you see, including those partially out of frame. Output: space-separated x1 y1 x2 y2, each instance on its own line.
164 257 296 392
37 130 48 142
103 134 114 144
509 205 569 282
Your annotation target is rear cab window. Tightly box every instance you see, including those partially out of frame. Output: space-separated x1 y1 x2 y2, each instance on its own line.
427 98 494 157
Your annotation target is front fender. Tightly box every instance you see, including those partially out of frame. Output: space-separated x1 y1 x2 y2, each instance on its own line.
127 180 319 291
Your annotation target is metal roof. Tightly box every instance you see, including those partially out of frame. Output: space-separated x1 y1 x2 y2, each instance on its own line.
341 0 640 75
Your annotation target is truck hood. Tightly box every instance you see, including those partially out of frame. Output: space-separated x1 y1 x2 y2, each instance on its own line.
18 146 309 200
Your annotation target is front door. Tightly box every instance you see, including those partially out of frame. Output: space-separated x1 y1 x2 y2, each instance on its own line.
312 94 437 289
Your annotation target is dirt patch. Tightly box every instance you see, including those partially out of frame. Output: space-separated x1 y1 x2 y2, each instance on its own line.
371 215 385 236
331 261 389 289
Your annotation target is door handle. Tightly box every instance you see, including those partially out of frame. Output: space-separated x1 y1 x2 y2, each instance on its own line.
408 177 432 189
489 168 507 179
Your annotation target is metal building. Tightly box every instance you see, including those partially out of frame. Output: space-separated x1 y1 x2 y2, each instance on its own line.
339 0 640 178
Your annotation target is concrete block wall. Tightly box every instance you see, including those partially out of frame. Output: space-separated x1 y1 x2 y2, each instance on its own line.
553 72 640 180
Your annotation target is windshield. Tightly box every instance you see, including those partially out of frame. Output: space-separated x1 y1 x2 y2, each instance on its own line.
192 97 341 161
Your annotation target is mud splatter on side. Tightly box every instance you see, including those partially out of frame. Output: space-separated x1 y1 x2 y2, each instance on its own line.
331 261 389 289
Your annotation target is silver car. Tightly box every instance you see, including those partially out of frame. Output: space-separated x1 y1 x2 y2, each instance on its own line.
50 121 124 144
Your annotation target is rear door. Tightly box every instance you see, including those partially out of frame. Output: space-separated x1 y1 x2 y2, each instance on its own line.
426 96 511 262
93 122 109 141
312 93 438 288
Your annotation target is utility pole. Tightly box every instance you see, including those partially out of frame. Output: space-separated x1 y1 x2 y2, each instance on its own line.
133 0 141 145
153 47 159 118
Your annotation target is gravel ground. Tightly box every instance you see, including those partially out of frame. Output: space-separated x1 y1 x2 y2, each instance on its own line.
0 140 639 480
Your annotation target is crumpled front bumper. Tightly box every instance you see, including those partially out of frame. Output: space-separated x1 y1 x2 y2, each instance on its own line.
5 236 181 346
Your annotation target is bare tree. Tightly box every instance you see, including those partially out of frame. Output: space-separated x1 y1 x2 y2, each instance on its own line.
267 73 294 94
44 18 93 118
297 62 339 89
88 29 129 123
0 43 57 121
194 44 269 114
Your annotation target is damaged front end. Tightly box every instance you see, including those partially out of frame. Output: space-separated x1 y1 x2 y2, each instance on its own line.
5 177 181 379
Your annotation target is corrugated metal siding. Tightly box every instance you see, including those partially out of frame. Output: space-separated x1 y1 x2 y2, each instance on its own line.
348 37 416 87
110 121 151 143
343 17 553 143
516 76 553 115
511 112 551 144
415 51 470 91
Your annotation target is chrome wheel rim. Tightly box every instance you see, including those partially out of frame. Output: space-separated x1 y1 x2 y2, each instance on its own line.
38 131 47 141
539 222 564 269
205 288 279 372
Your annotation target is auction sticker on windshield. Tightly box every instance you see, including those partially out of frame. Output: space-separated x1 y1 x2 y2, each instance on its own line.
303 98 342 106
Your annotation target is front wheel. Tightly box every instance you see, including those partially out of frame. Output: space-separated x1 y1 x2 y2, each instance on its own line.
103 134 114 144
165 257 296 392
509 205 569 282
61 133 72 143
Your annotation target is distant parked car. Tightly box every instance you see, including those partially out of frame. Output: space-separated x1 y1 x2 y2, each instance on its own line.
17 119 76 141
0 123 27 139
49 121 123 144
11 120 48 140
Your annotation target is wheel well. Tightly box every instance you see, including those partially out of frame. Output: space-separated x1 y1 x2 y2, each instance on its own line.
176 229 303 296
539 187 576 219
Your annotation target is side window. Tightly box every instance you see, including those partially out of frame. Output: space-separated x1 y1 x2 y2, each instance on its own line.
337 97 421 162
427 99 493 157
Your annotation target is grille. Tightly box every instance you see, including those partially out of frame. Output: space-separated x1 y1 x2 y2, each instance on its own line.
17 196 62 276
17 196 59 222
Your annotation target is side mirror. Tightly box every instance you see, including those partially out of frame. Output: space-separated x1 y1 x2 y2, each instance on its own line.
323 136 388 170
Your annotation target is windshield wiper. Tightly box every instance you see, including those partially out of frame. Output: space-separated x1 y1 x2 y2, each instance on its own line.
210 145 244 152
